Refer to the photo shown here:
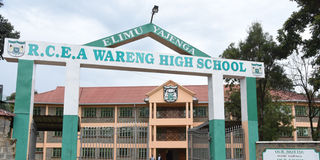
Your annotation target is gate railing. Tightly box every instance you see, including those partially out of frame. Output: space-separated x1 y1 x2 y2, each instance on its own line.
225 125 245 160
188 125 245 160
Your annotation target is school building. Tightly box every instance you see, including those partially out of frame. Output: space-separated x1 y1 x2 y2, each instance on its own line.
29 80 318 160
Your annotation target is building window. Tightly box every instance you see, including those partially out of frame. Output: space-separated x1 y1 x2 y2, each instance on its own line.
139 107 149 118
139 127 148 138
83 108 96 118
101 108 114 118
52 148 61 158
83 127 96 138
118 148 128 157
36 148 43 153
194 106 207 118
138 148 147 159
56 107 63 116
99 148 113 159
233 148 243 159
280 130 292 137
54 131 62 137
119 107 133 118
295 106 307 116
99 127 113 138
82 148 95 158
119 127 133 138
33 107 41 116
297 127 309 137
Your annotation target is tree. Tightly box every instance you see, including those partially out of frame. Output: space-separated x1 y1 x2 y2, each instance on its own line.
278 0 320 140
221 22 294 140
0 2 20 59
6 91 38 100
285 53 320 140
278 0 320 62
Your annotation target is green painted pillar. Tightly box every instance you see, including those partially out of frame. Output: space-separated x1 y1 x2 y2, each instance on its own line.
240 77 259 160
208 73 226 160
12 59 35 160
61 62 80 159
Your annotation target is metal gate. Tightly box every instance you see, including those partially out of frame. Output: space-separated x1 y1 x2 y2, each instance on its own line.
78 123 149 160
188 125 245 160
225 126 245 160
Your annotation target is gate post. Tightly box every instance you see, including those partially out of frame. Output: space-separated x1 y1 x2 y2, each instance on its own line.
240 77 258 160
12 59 36 160
61 62 80 159
208 73 226 160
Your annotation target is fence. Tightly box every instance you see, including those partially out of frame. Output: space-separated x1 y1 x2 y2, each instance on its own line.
188 125 245 160
78 123 149 160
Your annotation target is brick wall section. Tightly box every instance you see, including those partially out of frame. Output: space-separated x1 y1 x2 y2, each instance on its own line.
0 117 15 160
256 141 320 160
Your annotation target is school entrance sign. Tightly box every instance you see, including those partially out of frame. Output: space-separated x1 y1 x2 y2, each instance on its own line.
4 39 264 77
3 23 264 160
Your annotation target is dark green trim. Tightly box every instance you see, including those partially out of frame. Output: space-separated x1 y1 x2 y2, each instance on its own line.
61 115 79 160
209 119 226 160
12 59 34 160
13 114 30 160
14 59 34 114
246 77 259 160
248 120 258 160
85 23 210 58
246 77 258 121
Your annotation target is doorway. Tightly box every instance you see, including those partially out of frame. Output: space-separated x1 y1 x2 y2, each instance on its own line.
157 149 186 160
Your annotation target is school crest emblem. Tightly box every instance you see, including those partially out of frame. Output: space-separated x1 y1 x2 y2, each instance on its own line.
252 64 263 76
163 85 178 103
8 40 26 57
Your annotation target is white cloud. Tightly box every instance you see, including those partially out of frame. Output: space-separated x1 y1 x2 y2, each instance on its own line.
0 0 298 97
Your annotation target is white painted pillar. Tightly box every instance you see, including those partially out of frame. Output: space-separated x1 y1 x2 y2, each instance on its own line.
208 73 226 160
61 61 80 159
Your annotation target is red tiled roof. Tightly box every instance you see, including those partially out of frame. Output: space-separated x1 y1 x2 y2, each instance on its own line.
269 90 308 101
34 85 308 104
0 109 15 117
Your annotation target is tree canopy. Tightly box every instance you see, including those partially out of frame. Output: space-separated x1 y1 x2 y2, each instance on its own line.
0 3 20 59
221 22 294 140
278 0 320 140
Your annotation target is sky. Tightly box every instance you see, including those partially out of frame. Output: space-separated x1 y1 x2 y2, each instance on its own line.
0 0 298 99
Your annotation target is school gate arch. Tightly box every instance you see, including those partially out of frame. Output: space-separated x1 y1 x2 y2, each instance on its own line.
3 23 264 160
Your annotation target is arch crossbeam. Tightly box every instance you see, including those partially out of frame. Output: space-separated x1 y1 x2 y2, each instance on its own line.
85 23 211 58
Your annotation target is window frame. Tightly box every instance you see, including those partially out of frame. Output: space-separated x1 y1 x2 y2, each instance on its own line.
119 107 133 118
54 131 62 137
99 148 113 159
139 107 149 118
295 105 307 117
119 127 133 138
83 108 97 118
297 127 309 137
118 148 129 157
82 148 95 158
101 108 114 118
56 107 63 116
52 148 62 158
193 106 208 118
33 107 41 116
